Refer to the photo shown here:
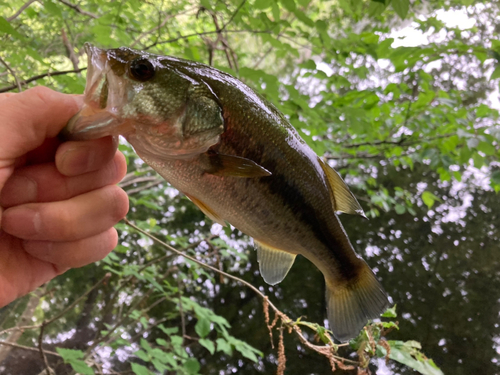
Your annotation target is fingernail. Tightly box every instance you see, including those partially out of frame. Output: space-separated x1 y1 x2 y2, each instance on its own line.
3 207 41 237
59 146 93 175
1 175 37 206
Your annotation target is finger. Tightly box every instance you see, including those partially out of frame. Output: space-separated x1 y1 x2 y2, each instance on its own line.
0 88 82 191
22 228 118 269
0 232 66 307
1 152 127 208
0 87 82 161
56 136 119 176
0 92 17 102
1 185 129 241
25 137 61 165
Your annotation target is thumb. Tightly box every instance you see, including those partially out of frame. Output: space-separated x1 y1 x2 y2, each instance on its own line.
0 87 82 190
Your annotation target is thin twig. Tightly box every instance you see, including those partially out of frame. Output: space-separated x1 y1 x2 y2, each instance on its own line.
221 0 247 31
119 176 162 189
130 6 198 48
0 56 22 92
38 323 51 375
45 273 111 327
178 279 186 344
0 67 87 93
0 340 60 357
145 29 272 50
61 27 79 71
37 274 111 374
7 0 37 21
56 0 99 18
123 218 359 367
123 217 281 312
0 324 40 336
127 181 163 195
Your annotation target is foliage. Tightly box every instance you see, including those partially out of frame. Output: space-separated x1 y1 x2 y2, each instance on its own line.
0 0 499 374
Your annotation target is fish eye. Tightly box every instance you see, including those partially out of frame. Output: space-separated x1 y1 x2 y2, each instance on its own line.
129 58 155 82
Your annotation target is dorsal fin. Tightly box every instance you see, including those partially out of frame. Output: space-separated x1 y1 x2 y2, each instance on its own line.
318 158 367 219
255 240 296 285
185 193 227 227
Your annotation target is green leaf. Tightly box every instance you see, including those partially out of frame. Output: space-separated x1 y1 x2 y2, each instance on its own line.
131 363 153 375
56 348 94 375
157 325 179 336
216 338 233 355
381 321 399 329
280 0 297 12
184 358 201 374
0 16 24 40
395 204 406 214
392 0 410 19
43 0 62 17
135 349 150 362
490 65 500 80
421 191 440 209
254 0 270 9
56 348 85 360
199 338 215 354
477 141 496 156
195 317 211 338
200 0 212 10
381 305 397 318
491 170 500 186
388 341 444 375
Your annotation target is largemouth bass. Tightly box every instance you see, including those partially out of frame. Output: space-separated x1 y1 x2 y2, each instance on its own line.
63 43 389 342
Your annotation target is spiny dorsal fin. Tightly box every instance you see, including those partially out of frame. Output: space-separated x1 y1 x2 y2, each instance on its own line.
318 157 367 219
185 193 227 227
203 151 272 178
255 240 296 285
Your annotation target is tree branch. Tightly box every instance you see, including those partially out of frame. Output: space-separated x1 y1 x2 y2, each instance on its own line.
56 0 99 18
221 0 247 31
145 29 272 50
0 340 60 358
0 68 87 93
130 6 198 48
0 55 22 92
6 0 38 21
61 28 79 71
122 218 354 367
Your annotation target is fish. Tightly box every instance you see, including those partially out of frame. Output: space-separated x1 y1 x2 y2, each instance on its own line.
62 43 389 342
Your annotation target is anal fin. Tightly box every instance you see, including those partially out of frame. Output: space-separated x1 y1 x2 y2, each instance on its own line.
255 240 296 285
185 194 227 227
318 157 367 218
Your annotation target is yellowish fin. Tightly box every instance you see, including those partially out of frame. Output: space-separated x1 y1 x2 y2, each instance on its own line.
185 194 227 227
319 158 367 218
204 152 272 178
255 240 296 285
325 261 389 342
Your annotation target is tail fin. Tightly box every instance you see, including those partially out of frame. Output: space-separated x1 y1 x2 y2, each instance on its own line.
325 261 389 342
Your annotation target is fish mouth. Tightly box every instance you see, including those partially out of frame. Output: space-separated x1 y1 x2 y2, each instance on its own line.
61 43 133 141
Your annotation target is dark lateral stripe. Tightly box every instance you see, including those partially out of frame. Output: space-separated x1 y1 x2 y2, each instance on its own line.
220 115 359 281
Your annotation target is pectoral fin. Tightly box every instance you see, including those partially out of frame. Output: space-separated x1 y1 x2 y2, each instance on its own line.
255 240 296 285
185 194 227 227
203 152 272 178
319 158 367 218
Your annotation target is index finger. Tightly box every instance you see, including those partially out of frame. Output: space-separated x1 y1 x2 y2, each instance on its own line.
0 87 82 162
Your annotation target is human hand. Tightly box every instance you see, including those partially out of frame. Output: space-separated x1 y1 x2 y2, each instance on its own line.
0 87 129 307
